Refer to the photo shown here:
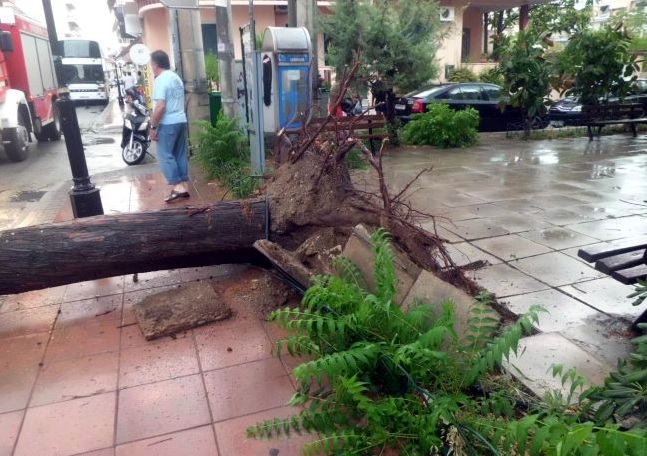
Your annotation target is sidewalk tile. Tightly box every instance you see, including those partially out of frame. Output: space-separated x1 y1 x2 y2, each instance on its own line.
46 319 121 362
214 407 311 456
0 333 48 371
57 294 123 328
0 410 23 456
116 374 210 444
502 289 601 333
471 263 549 297
0 285 66 313
0 366 39 413
115 425 218 456
0 306 59 340
195 319 273 372
31 352 118 407
511 252 602 287
14 392 115 456
204 357 294 422
118 334 199 388
64 276 125 302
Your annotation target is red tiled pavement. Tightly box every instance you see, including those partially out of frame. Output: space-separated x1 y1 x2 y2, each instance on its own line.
0 169 311 455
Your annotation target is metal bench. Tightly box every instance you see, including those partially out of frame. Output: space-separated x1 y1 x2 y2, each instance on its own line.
581 103 647 141
578 237 647 328
577 237 647 285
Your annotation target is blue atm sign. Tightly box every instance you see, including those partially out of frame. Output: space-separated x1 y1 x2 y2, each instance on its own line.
278 53 309 63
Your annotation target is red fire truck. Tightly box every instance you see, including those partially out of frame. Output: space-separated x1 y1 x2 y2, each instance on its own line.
0 6 60 162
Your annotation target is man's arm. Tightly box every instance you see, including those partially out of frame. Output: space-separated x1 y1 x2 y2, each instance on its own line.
150 99 165 141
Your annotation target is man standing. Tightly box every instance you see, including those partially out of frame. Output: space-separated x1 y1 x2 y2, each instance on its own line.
149 50 190 203
123 72 136 91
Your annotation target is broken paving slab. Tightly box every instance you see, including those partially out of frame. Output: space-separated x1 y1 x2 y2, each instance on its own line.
401 269 491 338
133 281 231 340
342 224 421 305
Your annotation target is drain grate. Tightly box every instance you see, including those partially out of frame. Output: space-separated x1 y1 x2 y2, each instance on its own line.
10 190 46 203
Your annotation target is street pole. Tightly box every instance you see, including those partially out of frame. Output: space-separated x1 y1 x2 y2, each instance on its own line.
115 63 124 107
297 0 318 101
288 0 297 27
175 8 209 137
41 0 60 56
57 95 103 218
215 0 236 117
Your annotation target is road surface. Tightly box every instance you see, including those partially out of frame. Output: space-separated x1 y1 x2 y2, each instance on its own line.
0 100 156 230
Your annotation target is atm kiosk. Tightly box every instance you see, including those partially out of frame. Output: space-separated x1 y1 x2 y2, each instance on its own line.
261 27 312 133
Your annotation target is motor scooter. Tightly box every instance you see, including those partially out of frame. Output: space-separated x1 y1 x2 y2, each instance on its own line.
121 95 151 165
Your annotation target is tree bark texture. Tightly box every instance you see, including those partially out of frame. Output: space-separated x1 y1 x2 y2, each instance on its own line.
0 199 268 295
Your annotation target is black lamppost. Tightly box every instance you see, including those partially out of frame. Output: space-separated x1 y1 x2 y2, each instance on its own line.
57 92 104 218
115 62 124 107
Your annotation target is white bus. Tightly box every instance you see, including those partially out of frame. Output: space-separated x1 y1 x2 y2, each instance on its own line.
58 39 109 104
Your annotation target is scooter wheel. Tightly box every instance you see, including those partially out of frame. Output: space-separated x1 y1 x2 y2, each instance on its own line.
122 140 146 165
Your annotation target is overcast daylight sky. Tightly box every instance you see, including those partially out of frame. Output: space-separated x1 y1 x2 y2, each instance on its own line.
6 0 119 53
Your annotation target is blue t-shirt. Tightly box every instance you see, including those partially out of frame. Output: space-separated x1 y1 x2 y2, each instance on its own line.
152 70 187 125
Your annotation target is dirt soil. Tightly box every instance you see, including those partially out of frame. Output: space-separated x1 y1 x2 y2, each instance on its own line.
264 149 367 235
209 266 301 317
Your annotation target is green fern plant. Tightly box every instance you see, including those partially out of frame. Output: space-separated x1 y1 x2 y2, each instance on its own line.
586 323 647 428
247 228 545 454
248 228 647 454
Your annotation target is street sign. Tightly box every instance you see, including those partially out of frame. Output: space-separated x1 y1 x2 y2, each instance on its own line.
158 0 199 9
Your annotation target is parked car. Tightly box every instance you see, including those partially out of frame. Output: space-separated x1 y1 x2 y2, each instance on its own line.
548 78 647 127
394 83 530 132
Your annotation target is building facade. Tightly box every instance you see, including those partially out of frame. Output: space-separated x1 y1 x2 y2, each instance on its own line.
107 1 548 83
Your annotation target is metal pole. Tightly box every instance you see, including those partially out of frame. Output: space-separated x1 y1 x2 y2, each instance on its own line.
41 0 60 56
239 26 250 125
216 0 236 117
57 96 103 218
115 63 124 107
288 0 297 27
249 0 255 51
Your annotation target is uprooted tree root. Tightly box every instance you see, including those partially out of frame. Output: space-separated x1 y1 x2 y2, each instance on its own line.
262 61 482 296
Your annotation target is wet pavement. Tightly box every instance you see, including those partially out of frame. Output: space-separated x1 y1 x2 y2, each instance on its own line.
1 120 647 454
374 132 647 396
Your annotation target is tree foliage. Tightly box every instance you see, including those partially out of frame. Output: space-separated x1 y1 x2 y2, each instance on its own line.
499 28 552 134
609 1 647 51
562 26 639 105
488 1 593 59
321 0 443 93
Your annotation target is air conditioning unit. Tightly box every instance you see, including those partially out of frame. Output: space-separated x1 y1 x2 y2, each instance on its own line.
440 6 455 22
275 5 288 15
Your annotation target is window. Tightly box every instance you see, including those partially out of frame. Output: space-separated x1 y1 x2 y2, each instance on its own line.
461 85 482 100
61 40 101 58
482 85 501 101
446 87 464 100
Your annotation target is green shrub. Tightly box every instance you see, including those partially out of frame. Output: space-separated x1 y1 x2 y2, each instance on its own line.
403 103 479 148
479 67 504 86
192 114 259 198
448 67 478 82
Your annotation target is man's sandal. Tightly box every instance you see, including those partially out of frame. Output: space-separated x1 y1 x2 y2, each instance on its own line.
164 190 190 203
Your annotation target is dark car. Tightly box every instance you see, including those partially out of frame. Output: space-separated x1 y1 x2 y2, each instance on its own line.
395 83 526 132
549 78 647 127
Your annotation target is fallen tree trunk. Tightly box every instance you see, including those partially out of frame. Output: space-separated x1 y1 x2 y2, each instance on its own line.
0 199 268 295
